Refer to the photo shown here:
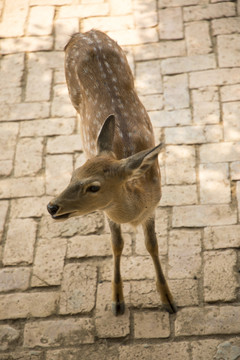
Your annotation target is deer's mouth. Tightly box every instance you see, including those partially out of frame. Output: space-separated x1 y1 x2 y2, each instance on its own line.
52 213 70 220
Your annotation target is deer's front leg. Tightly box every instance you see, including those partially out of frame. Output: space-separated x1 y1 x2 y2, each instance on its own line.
143 216 177 314
108 219 125 316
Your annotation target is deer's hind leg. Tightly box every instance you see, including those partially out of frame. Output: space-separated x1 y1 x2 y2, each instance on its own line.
108 218 125 316
142 216 177 314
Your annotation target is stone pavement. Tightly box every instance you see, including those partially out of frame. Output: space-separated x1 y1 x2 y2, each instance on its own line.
1 0 240 358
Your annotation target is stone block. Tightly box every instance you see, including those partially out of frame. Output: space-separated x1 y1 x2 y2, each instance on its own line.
221 84 240 102
0 53 24 101
45 154 73 196
59 263 97 314
25 62 52 102
0 267 30 292
149 109 191 127
165 126 206 144
191 339 221 360
20 118 75 137
14 137 43 177
58 3 109 18
0 0 28 37
134 311 170 338
223 102 240 141
110 0 132 15
0 201 8 242
0 292 58 320
3 218 37 265
162 54 216 75
107 28 158 46
183 3 235 21
119 343 190 360
203 250 238 302
165 145 196 185
185 21 212 55
24 318 94 348
204 125 223 142
134 40 186 61
11 196 51 218
83 15 134 33
54 18 79 51
51 84 76 117
189 68 240 88
32 237 67 287
47 135 82 154
159 7 183 40
204 225 240 249
200 142 240 163
175 306 240 336
139 94 163 111
218 35 240 68
0 177 45 199
172 204 237 227
231 161 240 180
0 123 19 161
159 0 200 6
0 325 20 351
135 60 162 95
46 345 119 360
199 163 231 204
168 229 201 279
212 17 240 36
96 282 130 338
160 185 197 206
0 102 50 121
163 74 189 110
0 36 54 55
27 6 54 36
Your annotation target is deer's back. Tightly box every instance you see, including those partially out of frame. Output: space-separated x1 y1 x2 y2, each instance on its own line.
65 30 155 159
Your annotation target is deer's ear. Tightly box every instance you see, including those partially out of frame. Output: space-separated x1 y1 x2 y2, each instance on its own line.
97 114 115 155
119 143 163 181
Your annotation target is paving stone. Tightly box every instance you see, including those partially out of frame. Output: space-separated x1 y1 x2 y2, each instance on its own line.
59 263 97 314
200 142 240 163
51 84 76 117
0 36 54 55
67 233 132 258
30 0 71 3
0 325 20 351
163 74 189 110
3 218 37 265
40 212 104 239
221 84 240 102
95 282 130 338
58 3 109 18
175 306 240 336
83 15 134 33
0 0 28 37
172 204 237 227
160 185 197 206
0 201 8 242
134 40 186 61
149 109 191 128
223 102 240 141
0 160 13 176
218 35 240 68
27 6 54 36
24 318 94 348
189 68 240 88
236 182 240 222
0 292 58 320
168 229 201 279
108 28 158 46
32 237 67 287
110 0 132 15
204 225 240 250
139 94 163 111
231 161 240 180
192 87 220 124
0 351 43 360
20 118 75 137
47 135 82 154
0 123 19 161
185 21 212 55
214 340 240 360
45 154 73 196
0 267 30 292
212 17 240 36
46 345 119 360
159 7 183 40
170 278 199 307
183 3 236 22
199 163 231 204
11 196 51 218
0 102 50 121
14 137 43 177
203 250 238 302
165 126 206 144
165 145 196 185
191 339 221 360
159 0 201 6
162 54 216 75
134 311 170 338
54 18 79 51
0 177 45 199
135 60 162 95
119 343 191 360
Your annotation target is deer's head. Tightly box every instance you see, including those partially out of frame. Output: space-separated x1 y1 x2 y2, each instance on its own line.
47 115 162 221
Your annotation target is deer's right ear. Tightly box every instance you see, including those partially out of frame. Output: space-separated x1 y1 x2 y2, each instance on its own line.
97 114 115 155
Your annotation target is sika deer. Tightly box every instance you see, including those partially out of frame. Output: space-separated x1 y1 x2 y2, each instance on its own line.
47 30 177 315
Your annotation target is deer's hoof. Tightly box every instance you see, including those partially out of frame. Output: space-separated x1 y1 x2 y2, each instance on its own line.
162 301 178 314
112 301 125 316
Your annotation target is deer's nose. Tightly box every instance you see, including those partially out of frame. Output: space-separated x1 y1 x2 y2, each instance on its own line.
47 203 59 216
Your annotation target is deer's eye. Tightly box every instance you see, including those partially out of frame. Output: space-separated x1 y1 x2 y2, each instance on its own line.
87 185 100 193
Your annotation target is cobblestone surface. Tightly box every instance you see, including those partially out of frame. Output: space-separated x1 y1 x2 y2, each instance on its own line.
1 0 240 358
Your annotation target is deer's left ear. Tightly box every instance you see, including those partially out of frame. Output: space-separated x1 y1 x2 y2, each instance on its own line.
97 114 115 155
119 143 163 181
